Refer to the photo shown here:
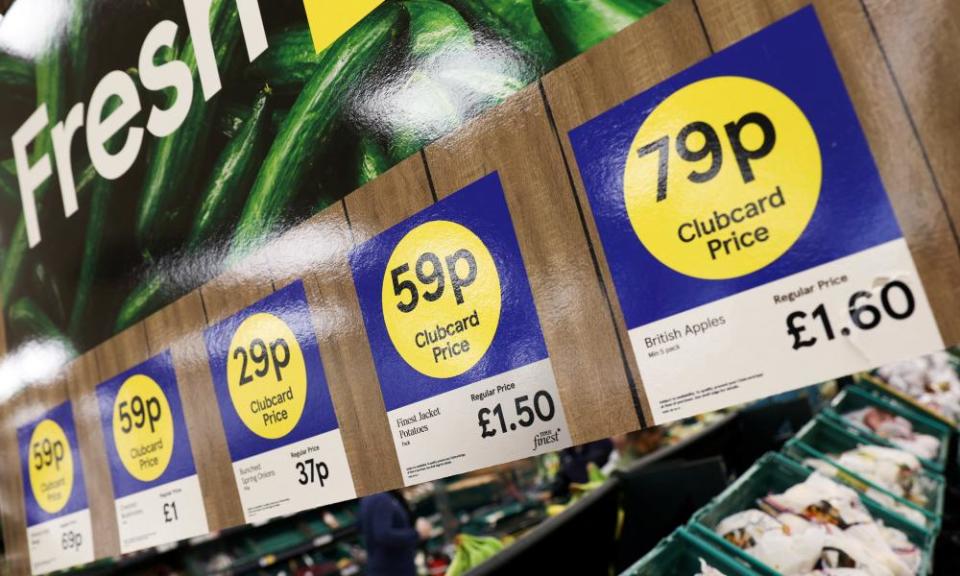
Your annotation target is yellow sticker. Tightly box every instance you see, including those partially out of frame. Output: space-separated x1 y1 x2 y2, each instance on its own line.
624 76 822 280
112 374 174 482
28 419 74 514
381 220 502 379
302 0 384 53
227 313 308 439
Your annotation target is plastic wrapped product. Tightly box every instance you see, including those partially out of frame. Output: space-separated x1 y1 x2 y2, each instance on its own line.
761 473 874 527
876 352 960 421
801 458 928 528
715 473 922 575
716 509 825 574
843 407 940 460
800 570 872 576
841 523 920 576
696 558 728 576
813 445 929 506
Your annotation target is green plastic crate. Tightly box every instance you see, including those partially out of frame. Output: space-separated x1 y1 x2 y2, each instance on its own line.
858 374 959 431
789 416 944 524
620 528 759 576
689 452 934 576
824 385 951 473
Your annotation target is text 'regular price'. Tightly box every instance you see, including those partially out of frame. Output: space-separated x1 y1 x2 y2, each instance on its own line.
28 419 74 514
625 76 822 280
382 220 502 379
112 374 174 482
227 313 308 439
787 279 917 350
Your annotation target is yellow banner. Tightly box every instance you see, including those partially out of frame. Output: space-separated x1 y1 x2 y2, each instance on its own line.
302 0 385 53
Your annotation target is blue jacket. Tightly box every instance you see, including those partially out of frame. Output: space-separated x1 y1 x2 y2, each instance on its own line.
359 492 418 576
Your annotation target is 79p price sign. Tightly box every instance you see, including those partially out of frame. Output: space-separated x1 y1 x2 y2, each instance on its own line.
204 280 356 522
17 402 94 575
96 351 208 553
350 173 571 485
569 8 942 424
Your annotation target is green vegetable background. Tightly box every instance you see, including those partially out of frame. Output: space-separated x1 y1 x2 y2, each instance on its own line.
0 0 668 356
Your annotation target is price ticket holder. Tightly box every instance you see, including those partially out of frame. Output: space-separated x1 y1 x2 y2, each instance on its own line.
16 400 95 575
95 350 209 554
556 5 944 425
350 173 573 485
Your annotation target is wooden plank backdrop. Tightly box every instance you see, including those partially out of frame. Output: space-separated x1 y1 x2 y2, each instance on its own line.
142 290 245 531
0 393 29 576
64 350 120 560
860 0 960 239
540 0 713 427
339 155 436 490
2 2 960 574
424 85 644 439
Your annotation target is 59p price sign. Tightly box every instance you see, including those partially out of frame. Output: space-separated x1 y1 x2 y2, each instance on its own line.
204 280 356 522
351 173 571 485
17 402 94 575
569 8 942 424
97 351 208 553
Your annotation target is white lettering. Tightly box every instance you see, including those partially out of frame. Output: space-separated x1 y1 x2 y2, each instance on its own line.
140 20 194 137
86 71 143 180
12 106 52 247
51 103 86 218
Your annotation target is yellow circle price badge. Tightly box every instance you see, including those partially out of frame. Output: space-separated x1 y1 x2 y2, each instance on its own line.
226 313 308 439
381 220 502 379
624 76 822 280
28 419 74 514
112 374 174 482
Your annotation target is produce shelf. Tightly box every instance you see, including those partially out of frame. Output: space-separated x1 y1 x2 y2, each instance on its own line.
689 452 935 576
619 527 759 576
786 415 944 528
823 384 951 474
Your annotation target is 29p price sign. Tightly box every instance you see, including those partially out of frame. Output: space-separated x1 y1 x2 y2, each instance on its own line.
350 173 571 485
96 351 208 553
569 7 942 424
204 280 356 522
17 402 94 575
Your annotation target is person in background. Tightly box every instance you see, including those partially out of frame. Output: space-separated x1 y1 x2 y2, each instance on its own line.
552 438 614 497
360 490 433 576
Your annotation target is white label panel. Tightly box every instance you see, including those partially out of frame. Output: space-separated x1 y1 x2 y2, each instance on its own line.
115 474 208 554
232 430 356 523
27 509 94 576
388 358 572 485
632 240 943 423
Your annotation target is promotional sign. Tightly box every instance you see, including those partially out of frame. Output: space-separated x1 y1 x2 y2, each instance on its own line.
96 351 208 553
569 7 943 424
350 173 572 485
16 402 94 575
204 280 356 521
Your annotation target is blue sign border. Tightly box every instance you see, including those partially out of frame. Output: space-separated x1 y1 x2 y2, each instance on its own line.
96 350 197 499
18 401 89 527
350 172 549 412
568 6 901 329
204 280 339 462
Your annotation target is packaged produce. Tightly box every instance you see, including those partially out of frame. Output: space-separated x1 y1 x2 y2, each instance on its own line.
695 559 728 576
841 407 940 461
802 445 930 508
874 351 960 421
714 473 921 576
